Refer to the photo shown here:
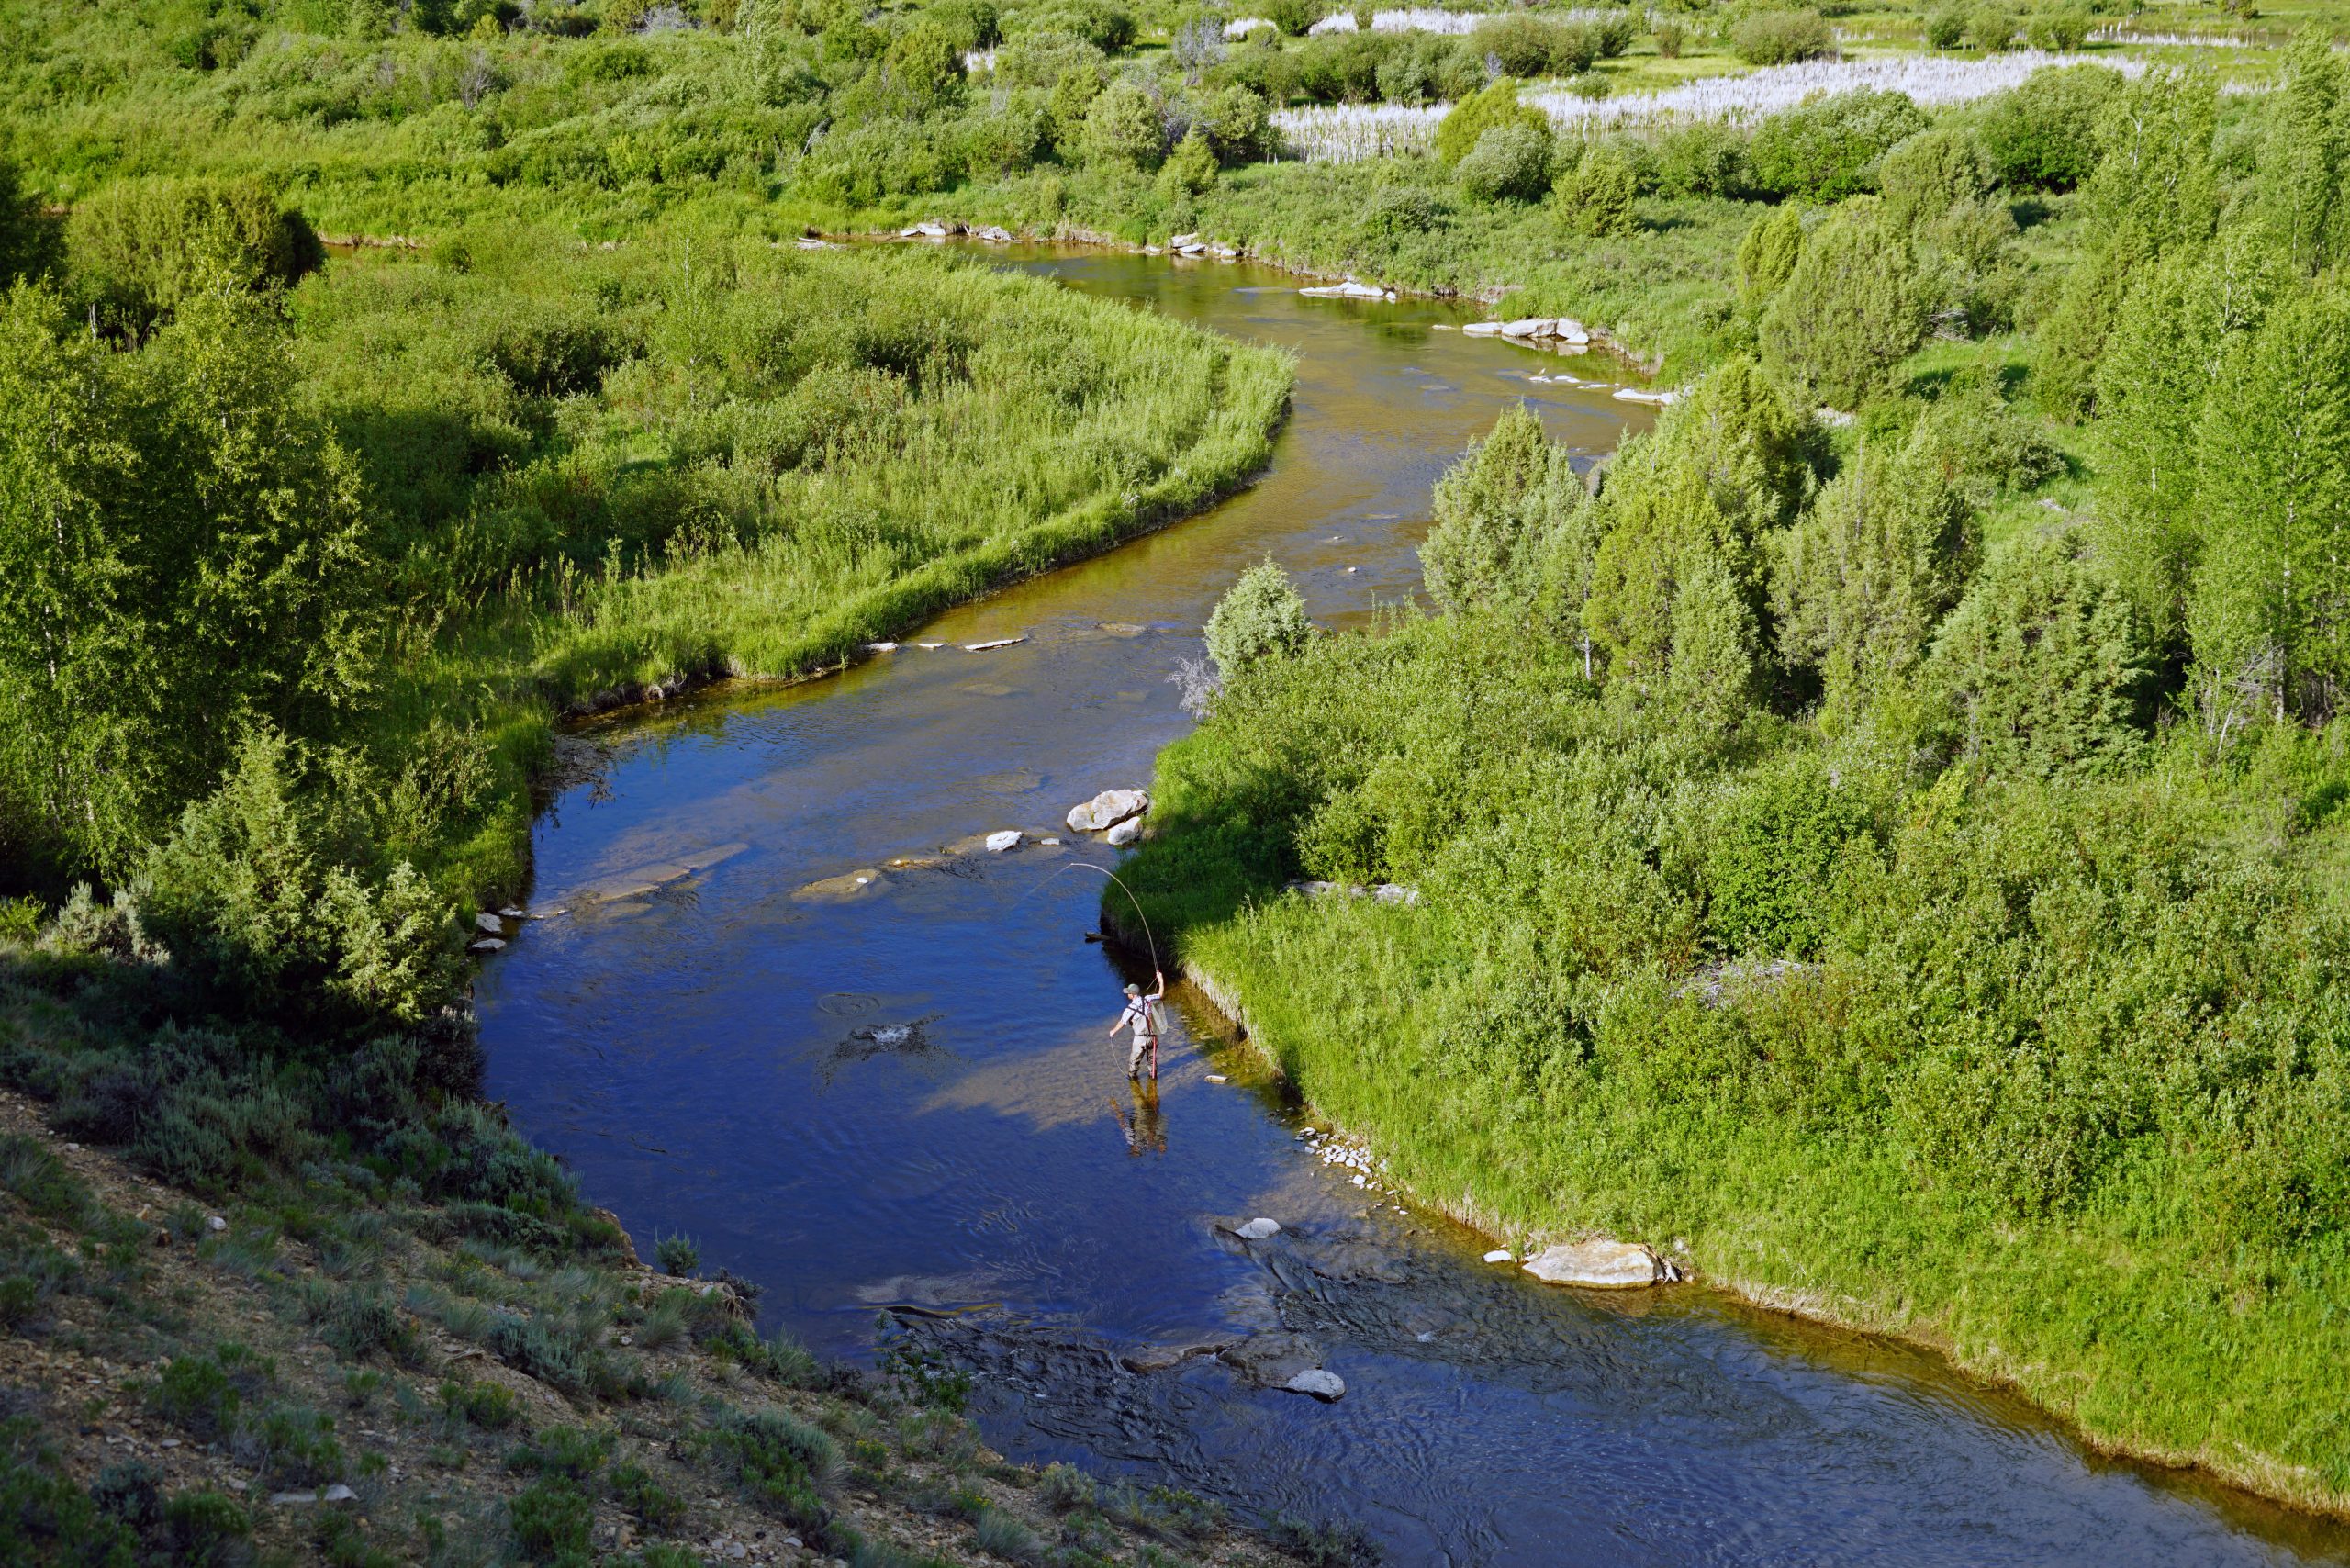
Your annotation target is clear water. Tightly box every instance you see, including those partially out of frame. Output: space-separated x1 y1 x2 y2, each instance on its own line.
476 248 2350 1567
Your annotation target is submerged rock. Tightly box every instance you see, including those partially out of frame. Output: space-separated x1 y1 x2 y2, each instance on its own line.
1067 789 1150 834
1521 1239 1676 1289
1120 1338 1231 1374
1220 1330 1325 1387
474 913 503 934
1234 1217 1281 1240
984 831 1022 853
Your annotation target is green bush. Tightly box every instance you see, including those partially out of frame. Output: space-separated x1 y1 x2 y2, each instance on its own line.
1974 62 2124 190
1263 0 1322 37
1760 196 1929 409
1458 123 1555 205
1205 560 1315 682
1963 6 2016 50
1555 144 1639 236
1082 77 1165 169
2024 6 2089 49
609 1460 686 1529
1924 7 1965 48
1473 15 1599 76
509 1476 594 1562
1927 531 2149 777
1434 76 1549 166
1730 9 1833 65
654 1232 700 1275
1704 756 1877 957
1748 88 1930 201
66 176 321 338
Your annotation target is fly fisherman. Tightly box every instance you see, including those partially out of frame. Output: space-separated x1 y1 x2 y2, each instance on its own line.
1112 970 1166 1081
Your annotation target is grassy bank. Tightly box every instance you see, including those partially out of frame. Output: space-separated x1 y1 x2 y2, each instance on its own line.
1124 608 2350 1513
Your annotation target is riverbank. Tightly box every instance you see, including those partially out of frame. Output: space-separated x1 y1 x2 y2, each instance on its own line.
1114 603 2350 1524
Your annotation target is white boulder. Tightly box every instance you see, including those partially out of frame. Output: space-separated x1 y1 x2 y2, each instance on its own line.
1500 317 1552 338
1483 1249 1514 1264
1105 817 1143 847
1067 789 1150 834
984 831 1022 853
1235 1217 1281 1240
1521 1239 1674 1289
1461 321 1503 337
475 913 503 935
1284 1369 1346 1401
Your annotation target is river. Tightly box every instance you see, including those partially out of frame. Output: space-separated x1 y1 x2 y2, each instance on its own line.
475 246 2350 1567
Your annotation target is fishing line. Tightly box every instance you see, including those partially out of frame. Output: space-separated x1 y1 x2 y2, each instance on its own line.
1010 859 1162 975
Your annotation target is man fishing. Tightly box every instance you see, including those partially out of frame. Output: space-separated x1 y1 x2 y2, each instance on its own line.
1111 970 1166 1081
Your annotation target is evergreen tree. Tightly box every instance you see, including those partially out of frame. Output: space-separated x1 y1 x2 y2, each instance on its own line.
1554 144 1639 237
2253 27 2347 274
2188 284 2350 731
2082 67 2218 260
0 283 375 877
1420 403 1587 621
1760 196 1929 411
1927 530 2148 777
2030 223 2148 421
2091 235 2283 652
1734 203 1805 310
1434 77 1549 165
1206 558 1315 681
1771 439 1949 722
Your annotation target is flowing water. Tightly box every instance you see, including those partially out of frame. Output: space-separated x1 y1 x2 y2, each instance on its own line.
476 248 2350 1567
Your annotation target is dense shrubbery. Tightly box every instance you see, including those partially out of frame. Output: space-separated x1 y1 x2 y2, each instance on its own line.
1121 18 2350 1510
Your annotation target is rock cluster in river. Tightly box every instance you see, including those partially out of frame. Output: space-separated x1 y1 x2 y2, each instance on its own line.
1067 788 1150 835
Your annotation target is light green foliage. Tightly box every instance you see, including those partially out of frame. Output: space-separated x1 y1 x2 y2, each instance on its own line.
1973 63 2122 192
140 729 463 1031
2188 283 2350 734
1434 77 1550 168
2031 222 2148 421
1924 7 1965 48
1205 560 1315 682
1876 129 1992 235
66 176 322 338
1473 15 1601 77
2023 6 2088 50
1420 404 1588 621
2083 66 2219 260
1730 9 1832 66
1158 129 1218 197
1554 145 1639 238
2091 236 2283 650
1583 362 1811 726
1704 753 1876 957
1082 76 1165 169
879 19 965 108
0 284 374 878
2254 28 2348 275
1963 6 2016 50
1457 122 1555 206
1263 0 1322 37
1760 197 1930 411
1734 204 1805 309
1747 89 1930 202
1927 530 2147 776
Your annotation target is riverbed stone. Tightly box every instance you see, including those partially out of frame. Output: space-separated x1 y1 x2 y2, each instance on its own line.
1521 1239 1671 1289
1234 1217 1281 1240
984 830 1022 853
1121 1338 1231 1373
475 913 503 934
1067 788 1150 834
1220 1331 1325 1387
1105 817 1143 846
1283 1369 1346 1401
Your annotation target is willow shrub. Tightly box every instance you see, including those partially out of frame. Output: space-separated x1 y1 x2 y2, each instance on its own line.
1128 605 2350 1503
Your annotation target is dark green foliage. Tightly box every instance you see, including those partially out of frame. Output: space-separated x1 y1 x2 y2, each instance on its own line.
608 1460 686 1529
1554 145 1639 237
1704 755 1876 957
318 1287 420 1364
438 1378 524 1433
1730 9 1833 66
711 1407 840 1534
654 1232 701 1275
0 1412 137 1568
1204 560 1315 682
2081 66 2219 259
509 1475 594 1564
1747 89 1930 202
1472 15 1599 78
1760 197 1930 410
509 1426 613 1483
66 177 322 339
0 1135 91 1227
1927 531 2148 777
1974 64 2124 191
